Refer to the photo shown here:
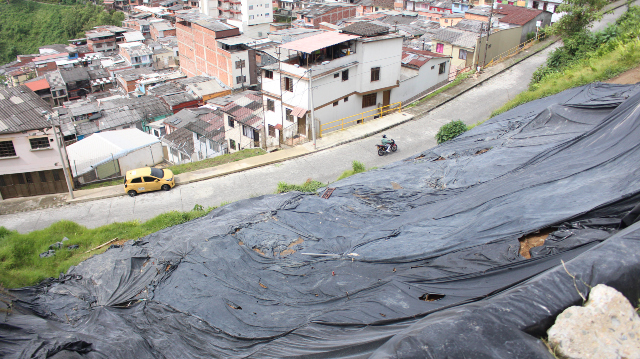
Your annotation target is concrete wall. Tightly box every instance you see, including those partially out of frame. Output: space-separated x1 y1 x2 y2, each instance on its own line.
391 58 450 105
243 0 273 25
475 26 522 67
0 129 61 176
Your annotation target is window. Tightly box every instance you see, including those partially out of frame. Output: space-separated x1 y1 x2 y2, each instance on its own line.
265 69 273 79
0 175 5 187
334 73 339 78
333 101 339 107
236 75 246 84
286 108 293 122
39 171 47 182
235 59 245 69
439 62 446 74
444 19 448 23
131 177 142 183
268 125 276 137
342 69 349 81
370 67 380 82
431 65 435 69
230 139 236 150
459 49 467 60
25 173 33 184
436 43 444 53
29 137 51 150
265 13 270 16
53 170 61 181
344 96 349 102
283 77 293 92
243 125 254 139
249 5 253 9
362 93 377 108
228 116 235 128
0 140 16 157
249 15 254 19
143 176 157 182
267 98 275 111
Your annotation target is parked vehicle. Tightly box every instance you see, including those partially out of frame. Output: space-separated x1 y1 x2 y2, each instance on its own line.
376 139 397 156
124 167 175 197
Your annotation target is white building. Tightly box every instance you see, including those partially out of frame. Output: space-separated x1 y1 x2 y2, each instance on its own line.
0 86 71 199
260 23 450 147
528 0 563 23
200 0 273 27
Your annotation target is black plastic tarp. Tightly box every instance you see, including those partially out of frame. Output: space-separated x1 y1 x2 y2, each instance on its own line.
3 83 640 358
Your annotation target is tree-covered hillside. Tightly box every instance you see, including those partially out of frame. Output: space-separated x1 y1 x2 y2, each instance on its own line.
0 0 124 65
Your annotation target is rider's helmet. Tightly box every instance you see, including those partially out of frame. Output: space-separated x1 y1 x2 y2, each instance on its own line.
382 134 387 138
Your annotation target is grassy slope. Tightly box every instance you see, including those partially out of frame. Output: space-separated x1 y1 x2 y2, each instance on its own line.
0 0 123 64
0 207 214 288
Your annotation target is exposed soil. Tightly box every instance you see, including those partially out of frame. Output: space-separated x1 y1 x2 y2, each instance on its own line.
519 229 554 259
606 65 640 84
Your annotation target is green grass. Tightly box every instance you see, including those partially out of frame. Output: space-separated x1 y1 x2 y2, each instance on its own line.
487 39 640 121
78 149 266 190
0 204 217 288
337 161 367 180
276 179 325 193
406 70 476 108
167 148 266 175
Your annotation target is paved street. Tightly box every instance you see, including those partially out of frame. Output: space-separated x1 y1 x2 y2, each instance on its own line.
0 2 633 233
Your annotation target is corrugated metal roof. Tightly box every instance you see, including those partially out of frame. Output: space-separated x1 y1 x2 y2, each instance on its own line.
279 32 360 54
0 85 52 133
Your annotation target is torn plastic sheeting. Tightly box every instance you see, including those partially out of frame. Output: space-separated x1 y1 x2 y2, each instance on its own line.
3 83 640 358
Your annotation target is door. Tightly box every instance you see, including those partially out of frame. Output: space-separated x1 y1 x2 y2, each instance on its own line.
383 90 391 108
143 176 161 192
298 115 306 136
129 177 144 192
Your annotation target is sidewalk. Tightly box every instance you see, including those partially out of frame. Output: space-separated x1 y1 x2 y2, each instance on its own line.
0 35 558 215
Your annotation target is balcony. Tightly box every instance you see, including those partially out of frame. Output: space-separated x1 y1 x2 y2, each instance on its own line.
281 53 358 78
230 8 241 13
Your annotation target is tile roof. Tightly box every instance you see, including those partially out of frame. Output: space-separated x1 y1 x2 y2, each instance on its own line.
495 4 543 26
401 47 449 69
341 22 390 37
0 86 52 133
24 78 51 92
163 127 194 153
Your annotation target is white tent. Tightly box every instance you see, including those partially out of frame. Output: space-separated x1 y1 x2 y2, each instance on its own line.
67 128 162 178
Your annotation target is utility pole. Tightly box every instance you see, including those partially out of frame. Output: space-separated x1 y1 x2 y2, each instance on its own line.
308 67 316 150
277 47 284 148
44 111 74 199
482 0 494 69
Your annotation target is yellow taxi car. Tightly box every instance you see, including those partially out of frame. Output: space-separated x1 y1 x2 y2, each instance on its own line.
124 167 175 197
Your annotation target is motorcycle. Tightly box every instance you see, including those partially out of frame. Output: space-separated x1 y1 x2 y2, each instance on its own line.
376 139 397 156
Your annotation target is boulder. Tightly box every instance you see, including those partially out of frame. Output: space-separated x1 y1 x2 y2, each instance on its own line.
548 284 640 359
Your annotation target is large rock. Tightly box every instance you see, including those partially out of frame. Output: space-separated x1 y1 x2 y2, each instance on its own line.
548 284 640 359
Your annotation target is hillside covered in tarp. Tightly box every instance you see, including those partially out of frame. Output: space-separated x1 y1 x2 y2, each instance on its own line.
3 83 640 358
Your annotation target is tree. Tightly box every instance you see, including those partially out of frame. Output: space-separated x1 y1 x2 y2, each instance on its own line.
553 0 609 39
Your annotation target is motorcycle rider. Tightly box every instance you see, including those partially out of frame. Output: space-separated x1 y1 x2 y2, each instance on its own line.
381 134 393 152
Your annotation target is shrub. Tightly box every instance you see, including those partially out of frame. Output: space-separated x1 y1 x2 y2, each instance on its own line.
337 161 367 180
276 179 324 193
436 120 468 144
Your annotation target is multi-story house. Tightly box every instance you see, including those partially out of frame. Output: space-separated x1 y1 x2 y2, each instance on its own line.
200 0 273 26
293 3 357 29
86 30 118 53
150 20 177 40
176 13 258 89
0 86 72 199
119 42 155 69
261 28 403 147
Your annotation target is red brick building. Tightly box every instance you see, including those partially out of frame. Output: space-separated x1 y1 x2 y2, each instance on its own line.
295 3 357 29
175 13 242 87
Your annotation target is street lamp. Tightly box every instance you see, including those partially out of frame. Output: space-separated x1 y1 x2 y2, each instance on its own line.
43 110 74 199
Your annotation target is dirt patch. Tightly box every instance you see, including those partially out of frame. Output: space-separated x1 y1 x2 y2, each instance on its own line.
288 237 304 247
475 148 490 155
391 182 403 190
253 247 266 256
519 228 554 259
605 65 640 84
